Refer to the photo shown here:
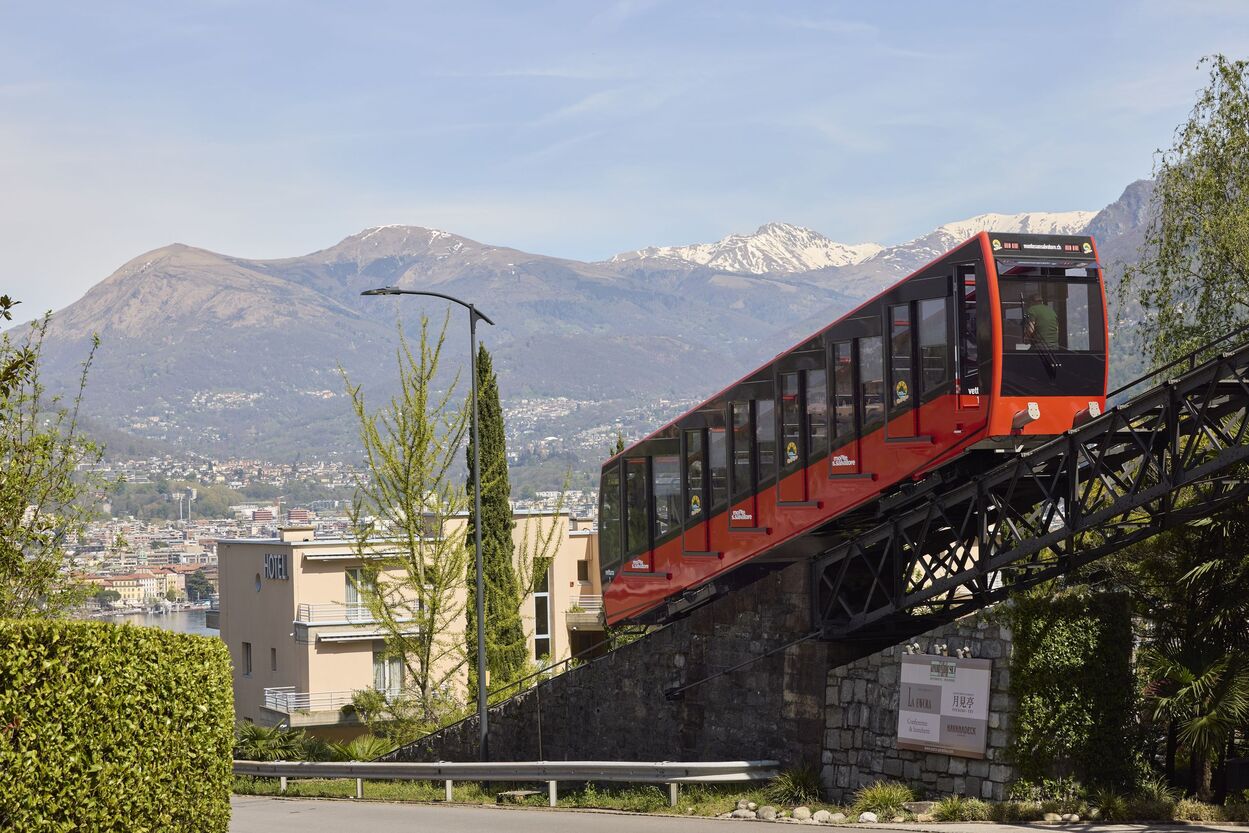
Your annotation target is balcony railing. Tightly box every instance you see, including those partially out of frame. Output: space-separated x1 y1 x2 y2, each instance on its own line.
262 687 358 714
566 595 604 630
296 603 375 624
295 602 418 625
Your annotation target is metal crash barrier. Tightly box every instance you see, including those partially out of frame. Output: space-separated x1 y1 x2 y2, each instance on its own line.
233 759 780 807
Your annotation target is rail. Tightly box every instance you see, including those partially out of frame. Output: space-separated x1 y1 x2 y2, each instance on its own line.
232 758 780 806
1109 321 1249 399
295 602 374 624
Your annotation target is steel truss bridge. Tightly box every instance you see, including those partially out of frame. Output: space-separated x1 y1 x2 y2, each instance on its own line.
812 334 1249 641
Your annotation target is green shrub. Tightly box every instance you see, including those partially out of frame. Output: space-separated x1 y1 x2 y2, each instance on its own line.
990 800 1044 822
0 619 234 832
329 733 394 762
933 795 990 821
1005 591 1137 790
766 764 823 805
1090 787 1128 821
1174 798 1224 822
1125 796 1175 820
851 780 913 817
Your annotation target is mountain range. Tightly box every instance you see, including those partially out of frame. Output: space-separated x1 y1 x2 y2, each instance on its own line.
29 185 1151 492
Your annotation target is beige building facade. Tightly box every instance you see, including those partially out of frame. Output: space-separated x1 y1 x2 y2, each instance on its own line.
215 513 600 738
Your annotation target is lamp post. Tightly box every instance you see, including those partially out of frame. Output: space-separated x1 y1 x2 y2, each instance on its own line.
361 286 495 761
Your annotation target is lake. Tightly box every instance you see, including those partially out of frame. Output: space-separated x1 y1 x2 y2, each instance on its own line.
99 608 218 638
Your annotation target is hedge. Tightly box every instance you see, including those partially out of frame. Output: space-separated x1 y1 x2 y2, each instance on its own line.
1006 591 1137 790
0 619 234 832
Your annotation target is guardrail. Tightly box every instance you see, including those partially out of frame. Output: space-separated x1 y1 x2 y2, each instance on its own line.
233 759 780 806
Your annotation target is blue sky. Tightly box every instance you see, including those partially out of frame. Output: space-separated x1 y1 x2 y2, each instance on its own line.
3 1 1248 314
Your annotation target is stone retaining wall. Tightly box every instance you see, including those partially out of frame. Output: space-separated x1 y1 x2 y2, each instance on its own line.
387 561 829 767
822 610 1016 803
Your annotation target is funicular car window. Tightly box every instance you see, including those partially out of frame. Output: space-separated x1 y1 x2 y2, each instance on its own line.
832 342 854 440
859 336 884 432
919 297 951 393
997 262 1103 354
807 367 828 459
707 412 728 510
624 458 648 556
730 401 753 497
652 455 680 540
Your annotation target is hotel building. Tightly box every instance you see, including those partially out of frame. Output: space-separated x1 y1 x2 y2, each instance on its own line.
213 512 600 739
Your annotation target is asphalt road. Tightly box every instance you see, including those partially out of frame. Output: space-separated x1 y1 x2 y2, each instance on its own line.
230 797 1249 833
229 796 737 832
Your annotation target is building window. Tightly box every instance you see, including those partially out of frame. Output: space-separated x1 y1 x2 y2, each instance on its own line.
576 560 589 582
372 645 402 698
242 642 252 677
534 571 550 660
270 647 277 673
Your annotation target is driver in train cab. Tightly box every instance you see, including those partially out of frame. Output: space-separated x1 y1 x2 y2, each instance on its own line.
1024 290 1059 348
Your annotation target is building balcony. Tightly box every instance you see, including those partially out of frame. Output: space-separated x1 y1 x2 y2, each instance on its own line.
295 602 376 625
260 686 361 729
293 602 420 645
566 595 604 631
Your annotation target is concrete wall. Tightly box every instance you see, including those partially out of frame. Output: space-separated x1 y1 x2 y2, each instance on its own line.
822 612 1016 803
388 560 828 766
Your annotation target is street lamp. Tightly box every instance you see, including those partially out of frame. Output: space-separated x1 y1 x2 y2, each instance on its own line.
361 285 495 761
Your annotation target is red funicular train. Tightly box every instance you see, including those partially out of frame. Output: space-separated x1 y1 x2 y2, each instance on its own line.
598 232 1109 626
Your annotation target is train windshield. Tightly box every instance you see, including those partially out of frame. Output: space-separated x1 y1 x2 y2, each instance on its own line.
997 263 1105 355
996 261 1106 396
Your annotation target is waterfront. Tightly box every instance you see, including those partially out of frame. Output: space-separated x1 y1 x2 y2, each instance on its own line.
100 608 217 638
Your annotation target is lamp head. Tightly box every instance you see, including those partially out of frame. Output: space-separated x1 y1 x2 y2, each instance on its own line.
361 286 402 296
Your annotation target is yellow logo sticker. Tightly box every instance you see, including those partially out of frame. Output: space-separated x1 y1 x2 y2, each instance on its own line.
785 441 798 464
895 380 910 403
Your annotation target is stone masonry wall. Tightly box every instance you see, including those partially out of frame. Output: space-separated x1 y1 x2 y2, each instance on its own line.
822 609 1016 804
388 561 829 767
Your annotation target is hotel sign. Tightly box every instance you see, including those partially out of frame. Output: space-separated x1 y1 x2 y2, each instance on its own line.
263 552 290 581
897 654 991 758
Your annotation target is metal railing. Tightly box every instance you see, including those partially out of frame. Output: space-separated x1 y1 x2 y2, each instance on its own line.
233 759 780 806
295 603 374 624
571 594 602 612
262 687 358 714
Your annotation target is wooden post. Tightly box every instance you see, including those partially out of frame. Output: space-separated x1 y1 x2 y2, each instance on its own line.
445 780 454 802
356 778 363 799
668 782 679 807
279 776 287 794
548 780 558 807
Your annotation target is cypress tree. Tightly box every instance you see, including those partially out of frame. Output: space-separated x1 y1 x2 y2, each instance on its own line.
465 345 527 698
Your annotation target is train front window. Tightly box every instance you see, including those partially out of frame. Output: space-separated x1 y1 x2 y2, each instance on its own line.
998 273 1104 354
997 261 1106 396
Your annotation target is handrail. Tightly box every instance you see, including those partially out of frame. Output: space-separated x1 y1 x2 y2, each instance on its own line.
232 758 780 806
1109 321 1249 399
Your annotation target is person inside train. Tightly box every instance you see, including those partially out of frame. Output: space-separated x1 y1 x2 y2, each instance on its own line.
1024 290 1059 348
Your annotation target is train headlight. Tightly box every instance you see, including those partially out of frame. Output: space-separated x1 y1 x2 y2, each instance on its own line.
1072 401 1103 428
1012 401 1041 431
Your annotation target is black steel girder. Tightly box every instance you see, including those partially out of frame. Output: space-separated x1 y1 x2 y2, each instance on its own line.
812 341 1249 640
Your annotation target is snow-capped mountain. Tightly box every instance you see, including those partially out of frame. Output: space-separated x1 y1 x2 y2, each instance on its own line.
610 222 883 274
850 210 1098 279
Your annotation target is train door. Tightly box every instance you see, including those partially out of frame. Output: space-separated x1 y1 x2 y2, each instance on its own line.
728 400 758 528
622 457 652 572
887 302 917 438
916 295 954 434
828 340 860 475
681 426 711 553
775 350 824 504
955 264 982 410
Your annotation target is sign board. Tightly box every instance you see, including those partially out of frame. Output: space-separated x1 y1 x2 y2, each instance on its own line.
897 654 992 758
263 552 290 581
